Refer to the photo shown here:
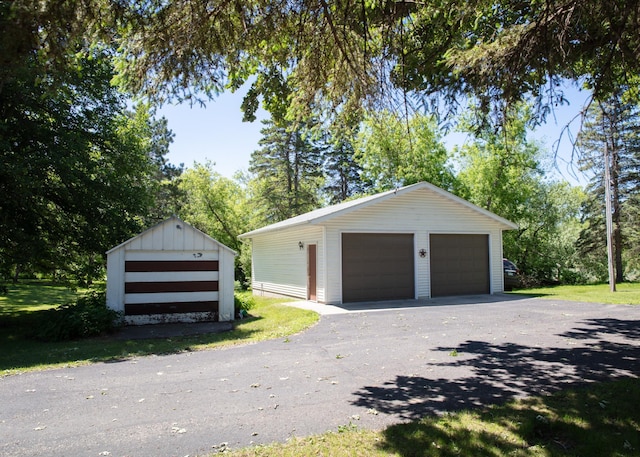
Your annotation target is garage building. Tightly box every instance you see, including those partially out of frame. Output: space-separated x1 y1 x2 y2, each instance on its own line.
106 216 236 324
239 182 517 304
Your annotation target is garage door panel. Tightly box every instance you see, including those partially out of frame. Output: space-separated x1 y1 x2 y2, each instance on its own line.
342 233 414 302
430 234 489 297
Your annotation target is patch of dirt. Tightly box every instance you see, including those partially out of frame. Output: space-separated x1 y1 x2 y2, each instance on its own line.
112 321 234 340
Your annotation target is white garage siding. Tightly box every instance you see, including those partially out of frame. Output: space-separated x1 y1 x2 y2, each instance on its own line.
240 182 516 305
106 216 236 324
249 225 325 301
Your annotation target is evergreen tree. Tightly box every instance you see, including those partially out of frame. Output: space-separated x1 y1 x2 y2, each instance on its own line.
577 96 640 281
249 119 324 224
323 129 367 204
144 114 185 223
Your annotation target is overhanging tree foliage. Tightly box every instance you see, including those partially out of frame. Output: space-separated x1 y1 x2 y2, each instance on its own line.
119 1 640 126
7 1 639 126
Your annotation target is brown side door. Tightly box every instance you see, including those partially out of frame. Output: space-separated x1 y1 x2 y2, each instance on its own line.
307 244 317 301
342 233 414 303
429 234 490 297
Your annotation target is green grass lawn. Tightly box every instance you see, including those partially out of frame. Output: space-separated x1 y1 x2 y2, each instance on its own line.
228 377 640 457
508 282 640 305
0 282 318 376
0 280 80 316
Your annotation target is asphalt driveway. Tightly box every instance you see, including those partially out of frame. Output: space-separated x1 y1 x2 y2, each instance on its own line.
1 295 638 457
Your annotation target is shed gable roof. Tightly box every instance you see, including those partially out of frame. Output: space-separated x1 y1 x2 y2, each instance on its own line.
106 215 237 255
239 181 517 238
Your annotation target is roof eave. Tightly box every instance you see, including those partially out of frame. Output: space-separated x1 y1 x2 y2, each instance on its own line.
238 220 312 239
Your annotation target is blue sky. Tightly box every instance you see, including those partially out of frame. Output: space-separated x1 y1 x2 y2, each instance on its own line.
159 84 591 186
159 86 267 177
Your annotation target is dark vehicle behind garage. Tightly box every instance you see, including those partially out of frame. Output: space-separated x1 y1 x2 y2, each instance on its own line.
503 258 521 291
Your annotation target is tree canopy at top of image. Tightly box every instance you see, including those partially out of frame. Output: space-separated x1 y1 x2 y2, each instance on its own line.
3 0 640 125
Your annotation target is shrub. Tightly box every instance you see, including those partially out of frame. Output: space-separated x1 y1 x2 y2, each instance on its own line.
33 290 122 342
559 268 588 285
234 293 256 318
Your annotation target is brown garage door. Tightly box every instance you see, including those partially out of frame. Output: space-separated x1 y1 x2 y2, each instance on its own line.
430 234 489 297
342 233 414 302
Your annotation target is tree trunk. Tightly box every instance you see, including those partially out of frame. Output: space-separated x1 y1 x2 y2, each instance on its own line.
610 136 624 283
12 264 21 284
603 119 617 292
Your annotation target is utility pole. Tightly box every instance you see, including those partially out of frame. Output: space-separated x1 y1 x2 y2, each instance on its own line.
602 112 617 292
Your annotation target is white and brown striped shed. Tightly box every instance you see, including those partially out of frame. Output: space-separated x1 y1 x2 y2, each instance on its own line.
239 182 517 305
106 216 236 325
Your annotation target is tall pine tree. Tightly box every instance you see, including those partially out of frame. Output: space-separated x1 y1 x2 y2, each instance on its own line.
249 119 324 224
577 95 640 282
323 128 366 204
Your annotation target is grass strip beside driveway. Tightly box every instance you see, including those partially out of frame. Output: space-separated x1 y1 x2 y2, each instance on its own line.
509 282 640 305
0 284 318 376
227 377 640 457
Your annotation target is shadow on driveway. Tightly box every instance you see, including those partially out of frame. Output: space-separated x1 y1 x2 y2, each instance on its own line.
350 317 640 421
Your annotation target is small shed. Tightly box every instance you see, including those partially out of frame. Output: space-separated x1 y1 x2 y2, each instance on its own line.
106 216 236 325
239 182 517 305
